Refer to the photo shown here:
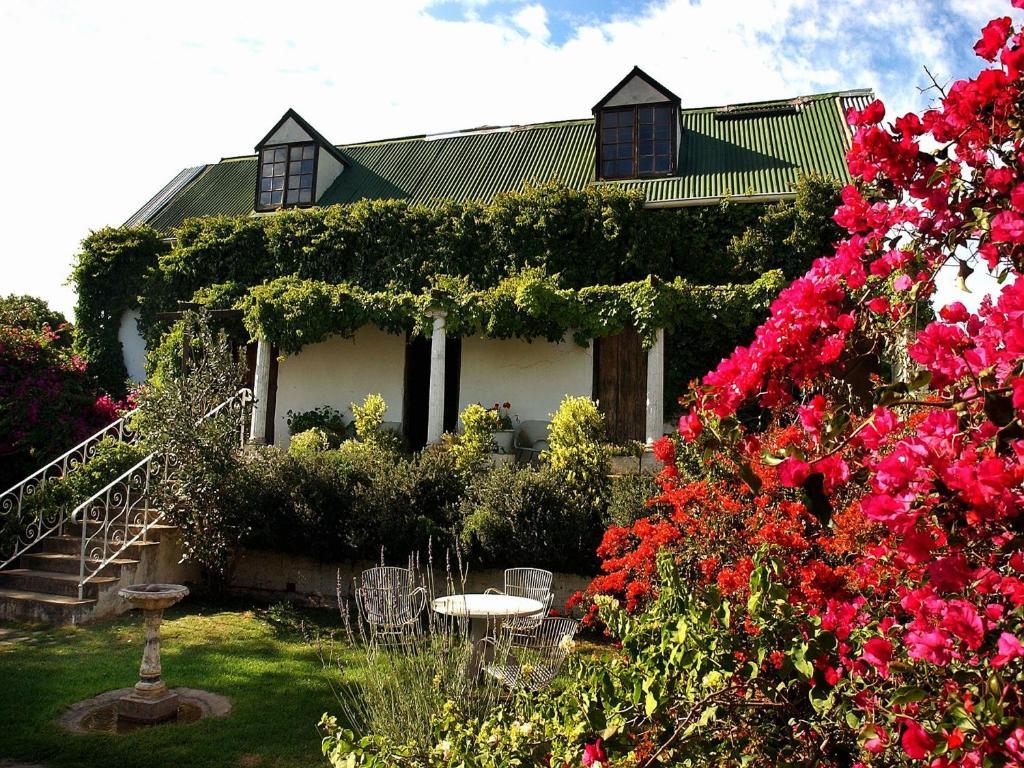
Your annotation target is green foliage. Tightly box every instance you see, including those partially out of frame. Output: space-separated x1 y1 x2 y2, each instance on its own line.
459 464 597 572
728 173 844 280
136 312 248 580
605 473 660 528
351 394 387 442
288 428 331 457
450 404 501 477
71 179 840 398
70 226 168 395
286 405 347 446
543 396 610 515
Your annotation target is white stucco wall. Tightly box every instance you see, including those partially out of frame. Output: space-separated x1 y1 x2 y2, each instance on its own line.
117 309 147 383
273 326 406 448
264 116 313 145
458 335 593 424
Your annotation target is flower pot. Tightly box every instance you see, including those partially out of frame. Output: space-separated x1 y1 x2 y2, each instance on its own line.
492 429 515 454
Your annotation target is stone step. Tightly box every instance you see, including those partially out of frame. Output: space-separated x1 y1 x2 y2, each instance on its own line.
21 552 138 577
0 586 96 624
35 535 160 557
0 569 118 599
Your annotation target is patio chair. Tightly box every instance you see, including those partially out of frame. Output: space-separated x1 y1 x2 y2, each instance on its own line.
513 420 551 464
483 617 579 691
356 566 427 647
486 567 553 642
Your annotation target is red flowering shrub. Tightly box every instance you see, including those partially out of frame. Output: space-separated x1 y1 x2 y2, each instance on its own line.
573 5 1024 765
0 301 124 489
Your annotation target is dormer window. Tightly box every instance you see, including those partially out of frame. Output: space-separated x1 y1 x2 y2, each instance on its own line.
599 104 675 178
254 109 349 213
258 143 317 209
593 67 681 181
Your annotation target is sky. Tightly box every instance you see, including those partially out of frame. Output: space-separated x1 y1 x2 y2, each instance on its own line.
0 0 1016 319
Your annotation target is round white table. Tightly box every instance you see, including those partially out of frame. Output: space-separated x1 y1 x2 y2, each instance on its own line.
432 594 544 679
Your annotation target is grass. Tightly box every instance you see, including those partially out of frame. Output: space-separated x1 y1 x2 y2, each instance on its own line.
0 599 357 768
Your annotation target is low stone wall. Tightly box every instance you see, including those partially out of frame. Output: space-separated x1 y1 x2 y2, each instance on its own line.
228 548 593 611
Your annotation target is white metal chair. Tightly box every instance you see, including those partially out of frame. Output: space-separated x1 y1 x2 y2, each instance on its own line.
356 566 427 647
483 616 579 691
486 567 553 641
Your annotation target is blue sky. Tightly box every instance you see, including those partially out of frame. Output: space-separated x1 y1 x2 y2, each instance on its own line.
0 0 1015 317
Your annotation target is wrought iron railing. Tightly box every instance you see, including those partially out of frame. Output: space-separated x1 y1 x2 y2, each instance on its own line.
74 388 253 598
0 408 140 569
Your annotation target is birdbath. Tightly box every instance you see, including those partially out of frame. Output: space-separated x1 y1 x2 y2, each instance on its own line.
116 583 189 723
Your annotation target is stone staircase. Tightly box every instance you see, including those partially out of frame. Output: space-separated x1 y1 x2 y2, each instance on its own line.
0 523 179 625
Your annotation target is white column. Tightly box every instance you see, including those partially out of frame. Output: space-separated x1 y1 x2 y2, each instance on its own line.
426 311 447 444
645 327 665 445
249 337 272 445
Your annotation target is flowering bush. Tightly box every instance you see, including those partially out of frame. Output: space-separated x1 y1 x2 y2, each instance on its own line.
0 298 124 490
562 6 1024 765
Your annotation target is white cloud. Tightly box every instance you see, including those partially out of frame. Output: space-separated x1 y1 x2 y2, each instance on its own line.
513 4 549 41
0 0 1007 317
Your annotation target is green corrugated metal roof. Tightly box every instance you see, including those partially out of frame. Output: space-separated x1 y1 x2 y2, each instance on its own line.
143 90 863 232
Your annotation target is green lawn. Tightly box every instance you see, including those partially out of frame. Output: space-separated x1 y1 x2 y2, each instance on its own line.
0 601 352 768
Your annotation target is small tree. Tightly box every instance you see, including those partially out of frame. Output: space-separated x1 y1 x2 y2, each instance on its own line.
137 311 248 583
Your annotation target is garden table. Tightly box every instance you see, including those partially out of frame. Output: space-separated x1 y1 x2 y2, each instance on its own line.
431 593 544 680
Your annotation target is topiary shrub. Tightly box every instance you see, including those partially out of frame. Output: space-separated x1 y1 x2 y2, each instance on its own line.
542 396 610 514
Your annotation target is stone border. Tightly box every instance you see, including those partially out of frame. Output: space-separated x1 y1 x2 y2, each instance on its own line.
59 687 232 734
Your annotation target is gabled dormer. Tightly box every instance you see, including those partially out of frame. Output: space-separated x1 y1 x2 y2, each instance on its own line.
592 67 681 180
254 109 348 212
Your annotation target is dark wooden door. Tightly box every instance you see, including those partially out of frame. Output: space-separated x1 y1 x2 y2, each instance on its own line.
593 326 647 443
402 333 461 451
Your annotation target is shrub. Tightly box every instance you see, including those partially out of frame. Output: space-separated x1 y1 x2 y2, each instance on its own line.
542 396 609 517
459 464 597 572
288 428 331 456
449 403 500 477
605 473 660 528
286 405 347 446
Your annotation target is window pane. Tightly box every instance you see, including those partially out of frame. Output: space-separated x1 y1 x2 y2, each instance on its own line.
302 145 315 160
275 162 286 176
289 175 300 190
639 140 653 157
300 159 314 174
655 141 670 156
299 188 312 203
300 173 313 188
289 160 301 175
654 106 672 122
602 127 617 144
638 124 653 141
603 111 619 127
274 147 287 162
260 177 273 192
261 163 273 178
271 190 283 204
655 124 670 140
259 192 272 206
602 160 616 176
639 157 653 173
615 159 632 176
290 146 302 160
617 126 632 142
638 107 653 124
286 189 299 204
272 176 285 191
654 156 670 172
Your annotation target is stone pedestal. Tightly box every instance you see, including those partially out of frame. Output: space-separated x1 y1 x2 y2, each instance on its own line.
117 584 189 723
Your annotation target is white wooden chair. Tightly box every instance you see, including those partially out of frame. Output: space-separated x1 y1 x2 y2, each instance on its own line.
356 566 427 647
483 617 579 691
486 567 553 641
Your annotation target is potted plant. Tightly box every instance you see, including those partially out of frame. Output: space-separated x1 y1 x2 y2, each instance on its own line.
489 402 517 453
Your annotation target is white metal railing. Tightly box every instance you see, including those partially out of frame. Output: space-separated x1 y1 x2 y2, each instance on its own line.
0 408 140 569
74 388 253 598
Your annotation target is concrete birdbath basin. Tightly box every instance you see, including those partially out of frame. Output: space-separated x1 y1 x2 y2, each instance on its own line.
116 583 189 723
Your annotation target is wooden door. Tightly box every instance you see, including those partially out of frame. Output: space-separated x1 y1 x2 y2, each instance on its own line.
593 326 647 444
